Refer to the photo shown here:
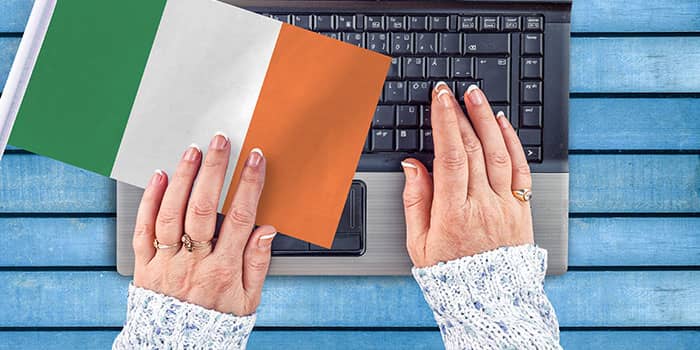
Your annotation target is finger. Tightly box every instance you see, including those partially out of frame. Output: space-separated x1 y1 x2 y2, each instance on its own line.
184 132 231 256
154 144 202 256
497 111 532 191
242 225 276 300
454 104 490 197
463 85 512 195
400 159 433 265
133 170 168 270
215 148 266 256
430 82 469 207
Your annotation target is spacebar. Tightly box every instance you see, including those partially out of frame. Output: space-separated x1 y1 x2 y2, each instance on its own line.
357 153 434 172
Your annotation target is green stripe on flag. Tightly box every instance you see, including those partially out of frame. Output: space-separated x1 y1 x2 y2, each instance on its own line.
9 0 167 176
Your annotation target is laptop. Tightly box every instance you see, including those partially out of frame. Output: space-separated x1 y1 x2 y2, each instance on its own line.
117 0 570 276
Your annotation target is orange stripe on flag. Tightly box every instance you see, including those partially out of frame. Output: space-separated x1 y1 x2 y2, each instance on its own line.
223 24 390 248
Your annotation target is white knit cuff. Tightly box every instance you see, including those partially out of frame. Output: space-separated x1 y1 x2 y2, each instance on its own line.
113 284 256 350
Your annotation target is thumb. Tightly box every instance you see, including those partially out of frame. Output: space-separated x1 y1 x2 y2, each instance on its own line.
242 225 276 305
400 159 433 265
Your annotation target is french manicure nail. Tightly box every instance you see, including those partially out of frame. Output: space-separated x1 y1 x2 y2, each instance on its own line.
247 148 264 167
437 89 452 107
401 161 418 179
150 169 165 185
211 131 229 149
496 111 510 129
183 143 201 161
433 81 448 92
466 84 483 105
258 232 277 248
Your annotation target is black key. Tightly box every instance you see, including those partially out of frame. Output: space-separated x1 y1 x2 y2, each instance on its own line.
367 33 389 54
366 16 385 31
409 81 431 103
408 16 428 31
321 32 341 40
455 80 479 102
355 14 365 30
459 16 477 31
464 33 510 54
521 58 543 79
271 14 291 24
439 33 461 54
293 15 312 30
421 130 434 151
337 15 355 31
314 15 334 31
522 33 543 55
272 234 309 251
416 33 438 54
391 33 413 54
388 57 401 79
372 129 395 151
388 16 406 31
384 81 407 103
421 106 431 128
427 57 449 78
342 32 364 47
525 16 543 32
521 81 542 103
397 129 419 151
451 57 473 78
503 16 521 31
430 16 449 31
311 234 362 251
521 105 542 127
372 105 395 128
524 146 542 162
363 133 371 152
480 16 500 31
519 129 541 145
403 57 425 78
398 105 420 127
476 58 510 103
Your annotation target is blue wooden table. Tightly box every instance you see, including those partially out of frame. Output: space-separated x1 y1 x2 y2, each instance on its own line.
1 0 699 348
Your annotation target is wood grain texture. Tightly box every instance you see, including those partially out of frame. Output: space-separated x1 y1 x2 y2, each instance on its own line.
0 37 20 91
0 0 31 33
0 271 697 327
1 330 699 350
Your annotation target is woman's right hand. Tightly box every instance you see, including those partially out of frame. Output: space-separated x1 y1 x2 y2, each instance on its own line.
401 83 535 268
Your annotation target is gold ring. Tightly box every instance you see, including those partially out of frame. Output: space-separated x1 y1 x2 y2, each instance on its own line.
512 189 533 202
153 238 180 250
181 233 213 252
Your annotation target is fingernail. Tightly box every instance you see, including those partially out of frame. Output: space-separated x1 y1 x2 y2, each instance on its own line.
246 148 264 167
401 160 418 179
437 89 452 107
433 81 448 92
183 143 201 161
467 84 483 105
210 131 229 150
258 232 277 248
496 111 510 129
150 169 165 186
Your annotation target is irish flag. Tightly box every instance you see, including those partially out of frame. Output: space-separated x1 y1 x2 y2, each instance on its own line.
0 0 390 247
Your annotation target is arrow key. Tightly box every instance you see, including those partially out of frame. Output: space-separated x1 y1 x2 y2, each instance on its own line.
524 146 541 162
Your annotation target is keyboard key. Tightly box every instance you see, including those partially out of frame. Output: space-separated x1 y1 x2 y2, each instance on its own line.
388 16 406 31
391 33 413 54
355 14 365 30
366 15 385 31
480 16 500 31
384 81 407 103
367 33 389 54
524 146 541 162
337 15 355 31
525 16 543 31
451 57 474 78
403 57 425 78
272 234 309 251
421 130 434 151
464 33 510 54
455 80 479 102
342 32 364 47
519 129 541 145
321 32 341 40
271 14 291 24
430 16 449 31
398 105 420 127
503 16 521 31
373 106 395 128
397 129 419 151
522 33 543 55
409 81 431 103
293 15 312 30
521 81 542 103
459 16 477 31
521 105 542 127
421 106 432 128
372 129 395 151
364 133 371 152
408 16 428 31
439 33 461 54
476 58 510 103
521 58 543 79
427 57 449 78
314 15 334 31
388 57 401 78
416 33 438 54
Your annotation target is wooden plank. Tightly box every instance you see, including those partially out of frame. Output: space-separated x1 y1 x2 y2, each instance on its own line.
0 271 696 327
2 217 698 267
0 37 20 91
571 0 700 33
0 0 32 33
1 330 699 350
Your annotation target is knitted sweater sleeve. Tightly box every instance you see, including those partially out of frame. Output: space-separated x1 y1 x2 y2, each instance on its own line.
412 244 562 350
112 284 255 350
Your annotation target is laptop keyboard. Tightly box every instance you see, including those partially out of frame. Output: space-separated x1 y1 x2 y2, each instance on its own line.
268 12 545 172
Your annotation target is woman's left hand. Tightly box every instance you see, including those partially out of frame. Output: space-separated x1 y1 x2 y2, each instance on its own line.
131 133 276 316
